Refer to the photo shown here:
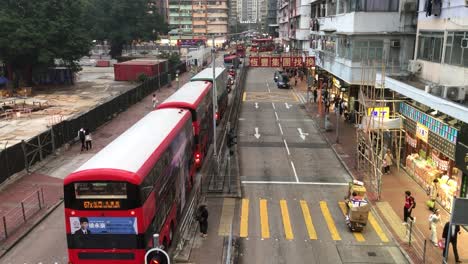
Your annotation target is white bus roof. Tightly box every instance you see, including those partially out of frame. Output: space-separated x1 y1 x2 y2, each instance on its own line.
191 67 225 82
157 81 211 110
72 108 190 176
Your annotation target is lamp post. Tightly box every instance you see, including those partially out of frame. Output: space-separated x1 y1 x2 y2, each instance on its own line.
176 69 180 90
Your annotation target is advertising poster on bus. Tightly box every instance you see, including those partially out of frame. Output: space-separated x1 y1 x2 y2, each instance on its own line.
69 217 138 235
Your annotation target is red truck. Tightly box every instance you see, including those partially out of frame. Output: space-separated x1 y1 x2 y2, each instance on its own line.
235 44 246 58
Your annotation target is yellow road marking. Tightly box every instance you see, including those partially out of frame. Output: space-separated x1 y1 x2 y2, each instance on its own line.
243 92 247 101
259 199 270 239
300 200 317 240
338 202 365 242
218 198 236 236
320 201 341 241
240 199 249 238
280 200 294 240
292 92 299 102
369 212 389 242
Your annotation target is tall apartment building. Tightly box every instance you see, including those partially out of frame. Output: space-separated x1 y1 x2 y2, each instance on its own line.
168 0 228 43
289 0 311 51
228 0 239 31
239 0 258 23
309 0 416 92
277 0 290 44
267 0 278 36
376 0 468 208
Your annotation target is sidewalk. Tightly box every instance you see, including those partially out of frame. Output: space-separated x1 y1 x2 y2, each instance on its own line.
293 79 467 264
0 70 193 258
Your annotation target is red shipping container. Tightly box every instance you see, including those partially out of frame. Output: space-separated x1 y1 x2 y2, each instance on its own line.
132 59 168 75
114 60 160 81
96 60 110 67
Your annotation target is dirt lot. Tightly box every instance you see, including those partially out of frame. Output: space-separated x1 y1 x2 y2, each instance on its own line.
0 66 137 148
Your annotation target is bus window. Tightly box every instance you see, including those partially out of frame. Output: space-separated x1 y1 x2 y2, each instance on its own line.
74 182 127 199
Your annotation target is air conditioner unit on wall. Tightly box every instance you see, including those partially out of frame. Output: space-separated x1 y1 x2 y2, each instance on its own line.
425 85 443 97
408 60 422 74
391 40 400 48
442 86 467 102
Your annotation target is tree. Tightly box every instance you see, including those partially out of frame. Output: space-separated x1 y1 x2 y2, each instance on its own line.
0 0 92 88
86 0 168 59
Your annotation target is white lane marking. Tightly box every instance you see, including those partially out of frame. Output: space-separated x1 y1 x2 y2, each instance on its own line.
272 102 276 109
285 102 291 109
283 139 290 155
241 181 349 186
254 127 261 139
239 118 245 121
278 123 284 135
266 81 271 92
291 161 299 182
255 102 259 109
297 128 309 140
274 112 279 120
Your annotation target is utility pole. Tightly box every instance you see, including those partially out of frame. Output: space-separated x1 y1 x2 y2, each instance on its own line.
212 36 218 158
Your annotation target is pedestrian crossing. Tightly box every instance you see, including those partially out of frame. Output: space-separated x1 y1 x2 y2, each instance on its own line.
237 198 390 243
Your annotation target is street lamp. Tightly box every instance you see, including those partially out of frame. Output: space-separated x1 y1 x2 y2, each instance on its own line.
176 69 180 90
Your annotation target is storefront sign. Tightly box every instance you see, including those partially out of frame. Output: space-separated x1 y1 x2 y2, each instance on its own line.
333 77 341 88
406 134 417 148
249 56 315 67
416 123 429 143
400 103 458 144
431 152 450 171
456 141 468 174
367 107 390 119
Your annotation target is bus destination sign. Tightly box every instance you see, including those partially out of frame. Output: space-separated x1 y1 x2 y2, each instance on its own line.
83 200 121 209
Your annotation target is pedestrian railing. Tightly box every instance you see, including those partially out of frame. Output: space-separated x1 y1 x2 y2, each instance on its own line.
0 188 45 242
405 220 440 263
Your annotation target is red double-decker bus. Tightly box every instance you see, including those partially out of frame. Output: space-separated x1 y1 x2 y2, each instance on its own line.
235 44 246 58
157 81 214 168
251 38 274 52
64 108 195 264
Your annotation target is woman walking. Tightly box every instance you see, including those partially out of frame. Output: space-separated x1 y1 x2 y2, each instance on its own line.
428 209 440 246
196 203 209 238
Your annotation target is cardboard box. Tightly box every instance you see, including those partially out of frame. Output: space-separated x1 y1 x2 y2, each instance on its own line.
349 203 370 224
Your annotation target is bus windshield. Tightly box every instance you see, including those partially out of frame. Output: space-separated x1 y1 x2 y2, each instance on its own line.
74 182 127 199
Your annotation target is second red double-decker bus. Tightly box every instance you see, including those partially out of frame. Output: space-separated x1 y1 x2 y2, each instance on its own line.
64 108 195 264
251 38 274 52
157 81 214 168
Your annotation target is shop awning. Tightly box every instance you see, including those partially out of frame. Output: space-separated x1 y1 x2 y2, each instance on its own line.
359 116 403 131
376 73 468 124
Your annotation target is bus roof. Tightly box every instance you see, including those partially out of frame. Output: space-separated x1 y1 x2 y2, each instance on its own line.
64 108 191 185
191 67 225 82
157 81 212 110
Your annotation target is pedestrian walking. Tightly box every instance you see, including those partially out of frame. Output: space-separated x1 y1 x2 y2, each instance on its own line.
294 77 298 87
78 128 86 152
339 100 345 116
426 178 439 210
196 203 209 238
152 93 158 109
428 209 440 246
325 99 330 113
384 149 393 174
85 129 92 150
442 222 461 263
313 89 318 103
403 190 416 224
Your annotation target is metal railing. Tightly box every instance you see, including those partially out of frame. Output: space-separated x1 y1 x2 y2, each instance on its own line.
0 188 45 242
404 219 440 263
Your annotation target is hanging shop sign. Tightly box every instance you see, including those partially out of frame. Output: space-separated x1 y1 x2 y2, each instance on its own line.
416 123 429 143
406 134 417 148
367 107 390 119
431 151 450 171
456 141 468 174
333 77 341 88
249 56 316 67
399 102 458 144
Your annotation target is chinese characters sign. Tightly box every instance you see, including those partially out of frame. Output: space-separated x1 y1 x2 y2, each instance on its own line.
367 107 390 119
249 56 315 67
416 123 429 143
83 200 121 209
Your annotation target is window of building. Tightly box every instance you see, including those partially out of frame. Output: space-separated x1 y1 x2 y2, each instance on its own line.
445 31 468 67
327 0 337 16
351 39 383 62
349 0 398 12
417 31 443 63
337 37 352 60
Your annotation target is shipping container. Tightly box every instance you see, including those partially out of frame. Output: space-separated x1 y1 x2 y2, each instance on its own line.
132 59 168 75
95 60 110 67
114 60 164 81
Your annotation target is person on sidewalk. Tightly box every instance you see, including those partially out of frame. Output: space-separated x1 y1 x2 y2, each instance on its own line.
384 149 393 174
85 129 92 150
403 190 416 224
152 93 158 109
78 128 86 152
428 209 440 246
196 203 209 238
325 99 331 113
442 222 461 263
426 178 439 211
313 89 318 103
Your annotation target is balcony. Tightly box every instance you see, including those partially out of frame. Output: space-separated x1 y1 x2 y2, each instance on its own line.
292 28 309 40
318 12 400 33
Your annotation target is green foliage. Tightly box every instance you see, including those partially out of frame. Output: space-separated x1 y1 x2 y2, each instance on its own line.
0 0 92 87
159 52 181 66
85 0 168 58
137 73 148 82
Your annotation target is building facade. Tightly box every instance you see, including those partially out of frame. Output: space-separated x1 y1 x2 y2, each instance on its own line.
380 0 468 202
239 0 258 23
168 0 194 40
278 0 290 45
267 0 279 36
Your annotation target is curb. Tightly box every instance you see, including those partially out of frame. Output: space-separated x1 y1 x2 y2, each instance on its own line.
0 199 64 259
